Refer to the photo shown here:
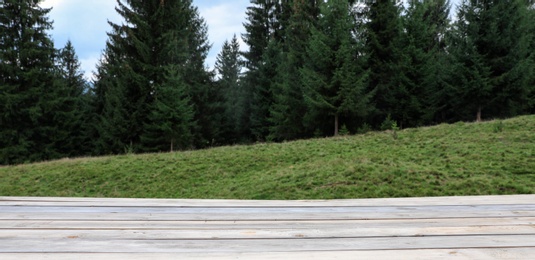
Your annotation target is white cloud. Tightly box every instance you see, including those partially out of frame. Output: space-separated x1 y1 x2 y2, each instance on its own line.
40 0 63 8
198 2 248 70
80 54 101 81
41 1 249 79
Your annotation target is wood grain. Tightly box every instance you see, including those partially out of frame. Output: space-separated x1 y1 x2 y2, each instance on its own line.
1 195 534 259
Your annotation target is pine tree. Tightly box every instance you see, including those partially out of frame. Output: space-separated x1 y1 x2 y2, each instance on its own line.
269 0 320 141
0 0 63 164
94 0 209 153
364 0 406 127
179 5 217 148
450 0 534 121
402 0 453 126
242 0 297 141
250 39 282 140
242 0 286 72
529 1 535 113
215 35 244 144
141 66 194 152
242 1 279 141
301 0 371 136
54 40 91 156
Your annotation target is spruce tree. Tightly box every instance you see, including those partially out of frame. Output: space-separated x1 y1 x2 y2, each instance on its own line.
269 0 320 141
242 1 277 141
450 0 534 121
364 0 406 127
54 40 91 156
0 0 62 164
301 0 371 136
179 5 216 148
141 66 194 152
94 0 209 153
215 35 244 144
250 39 282 140
242 0 292 141
402 0 453 126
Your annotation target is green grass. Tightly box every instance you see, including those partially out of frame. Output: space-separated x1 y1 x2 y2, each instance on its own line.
1 116 534 199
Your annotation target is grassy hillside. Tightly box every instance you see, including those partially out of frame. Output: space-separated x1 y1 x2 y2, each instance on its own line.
1 116 534 199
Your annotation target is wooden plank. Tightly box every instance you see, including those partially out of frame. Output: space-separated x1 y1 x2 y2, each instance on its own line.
1 225 534 240
2 195 534 207
2 204 535 213
1 196 534 258
2 235 535 253
2 217 534 230
1 209 533 221
1 248 535 260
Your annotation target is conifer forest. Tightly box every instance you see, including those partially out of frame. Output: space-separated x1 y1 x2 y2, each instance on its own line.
1 0 535 164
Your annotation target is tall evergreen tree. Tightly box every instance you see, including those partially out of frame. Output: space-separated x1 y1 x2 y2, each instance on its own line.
94 0 209 153
529 0 535 113
0 0 64 164
364 0 406 127
141 66 194 152
250 39 282 140
54 40 91 156
242 0 293 141
215 35 245 144
242 1 278 141
402 0 453 126
301 0 371 136
179 5 216 148
450 0 534 121
269 0 320 141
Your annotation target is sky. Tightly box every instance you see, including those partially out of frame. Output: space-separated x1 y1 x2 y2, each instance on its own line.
40 0 249 80
40 0 461 81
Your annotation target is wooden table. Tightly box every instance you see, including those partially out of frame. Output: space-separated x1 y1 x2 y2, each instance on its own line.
1 195 534 259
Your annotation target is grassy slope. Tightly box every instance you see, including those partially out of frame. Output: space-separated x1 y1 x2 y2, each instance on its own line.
1 116 534 199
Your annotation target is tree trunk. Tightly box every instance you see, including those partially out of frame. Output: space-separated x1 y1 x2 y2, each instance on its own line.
334 114 339 136
476 106 482 122
170 139 174 152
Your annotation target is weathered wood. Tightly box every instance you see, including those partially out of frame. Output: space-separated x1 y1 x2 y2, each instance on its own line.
2 217 534 230
1 209 533 221
1 195 534 258
1 249 534 260
2 194 534 207
1 225 534 240
2 235 535 253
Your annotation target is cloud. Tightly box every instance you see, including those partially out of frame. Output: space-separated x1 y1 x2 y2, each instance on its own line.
198 1 248 70
80 54 102 81
41 0 249 79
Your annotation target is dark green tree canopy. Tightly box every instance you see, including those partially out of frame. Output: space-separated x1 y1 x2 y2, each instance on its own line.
0 0 59 164
94 0 210 153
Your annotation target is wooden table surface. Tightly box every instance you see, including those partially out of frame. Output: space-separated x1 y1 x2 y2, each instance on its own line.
1 195 534 259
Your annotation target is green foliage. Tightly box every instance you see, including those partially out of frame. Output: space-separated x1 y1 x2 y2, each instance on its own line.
94 0 212 152
364 0 405 127
141 67 194 152
301 0 371 136
357 123 372 134
215 35 245 144
249 40 281 141
0 0 77 164
339 125 350 136
3 0 535 165
1 115 534 199
401 0 453 126
380 114 396 131
55 40 92 156
268 0 319 141
493 120 504 133
449 0 534 121
242 1 282 142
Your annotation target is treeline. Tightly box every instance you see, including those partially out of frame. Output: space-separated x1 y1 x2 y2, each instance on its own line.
1 0 535 165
